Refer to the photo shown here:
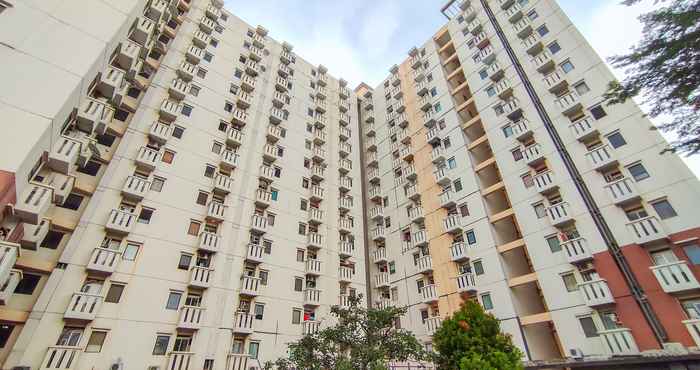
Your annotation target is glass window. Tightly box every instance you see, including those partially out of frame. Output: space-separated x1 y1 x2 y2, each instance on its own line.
187 220 201 236
534 203 547 218
151 177 165 192
249 342 260 358
14 273 40 295
546 235 561 253
502 125 513 137
166 292 182 310
561 272 578 292
606 132 627 149
473 260 484 275
104 283 125 303
178 254 192 270
292 308 302 324
683 245 700 265
465 230 477 245
579 317 599 337
447 158 457 169
590 105 607 120
181 104 193 116
153 335 170 355
574 81 590 95
172 126 185 139
537 25 549 36
512 148 523 161
0 324 13 348
481 293 493 310
196 191 209 206
453 180 463 192
560 60 575 73
479 69 488 79
547 41 561 54
486 86 496 97
122 243 139 261
254 303 265 320
162 150 175 164
652 199 677 219
522 173 534 188
85 331 107 353
627 163 650 182
294 278 303 292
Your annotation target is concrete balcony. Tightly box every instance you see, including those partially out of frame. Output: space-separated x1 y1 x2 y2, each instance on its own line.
116 41 141 70
366 121 376 136
275 75 289 91
486 61 504 80
434 167 453 185
86 247 120 275
371 227 386 242
250 214 268 234
569 115 598 142
425 316 442 336
338 294 352 308
236 91 253 109
192 30 210 48
404 164 417 181
220 149 240 170
457 273 477 293
178 60 196 81
255 189 272 207
121 175 150 200
431 146 445 163
315 99 328 113
227 353 250 370
651 260 700 294
375 299 393 310
246 243 265 264
251 31 266 48
533 170 557 194
531 49 555 72
415 78 429 96
64 291 103 321
604 177 640 206
206 201 227 222
240 275 261 296
426 127 441 144
375 272 390 288
308 232 323 249
259 165 275 181
159 99 180 122
198 231 220 253
189 266 213 289
339 142 352 157
105 209 136 235
76 99 112 134
368 168 380 183
178 305 204 330
586 145 618 172
338 217 353 234
309 208 324 225
369 206 384 221
578 279 614 307
213 174 232 194
546 202 574 227
21 219 49 250
303 320 320 335
542 70 568 93
443 214 463 234
0 242 19 290
418 94 432 112
423 109 436 127
511 119 533 141
231 108 248 126
339 176 353 191
421 284 438 304
339 126 351 141
263 144 278 162
416 255 433 274
41 346 81 370
304 288 322 306
599 328 639 355
97 67 125 101
310 185 324 202
312 147 326 163
131 16 154 45
0 268 19 305
406 184 420 201
413 229 428 247
339 266 353 283
339 112 351 126
339 241 354 258
313 129 327 144
49 136 85 174
241 75 256 92
450 242 469 262
199 16 216 34
280 49 293 64
339 100 351 113
373 248 388 264
502 98 522 118
369 186 382 201
168 78 189 101
554 91 583 116
14 183 53 225
523 143 545 166
626 216 667 245
683 319 700 347
339 159 352 174
148 121 172 145
278 63 291 78
561 238 593 264
186 44 204 64
233 312 254 335
409 206 424 223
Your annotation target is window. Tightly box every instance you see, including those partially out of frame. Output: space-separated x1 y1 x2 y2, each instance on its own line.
41 230 64 249
561 272 578 292
178 253 192 270
14 273 40 295
292 308 302 324
627 162 650 182
480 293 493 310
430 87 438 97
162 150 175 164
0 325 13 348
203 52 213 62
166 291 182 310
389 261 396 274
58 193 83 210
77 160 101 176
294 278 303 292
296 249 305 262
153 335 170 355
590 105 607 120
502 125 513 138
197 68 207 78
224 101 233 112
204 165 216 178
187 220 201 236
249 341 260 359
105 283 125 303
151 177 165 192
459 203 469 217
536 25 549 37
601 131 627 149
85 331 107 353
574 81 590 95
447 157 457 169
196 191 209 206
298 223 307 235
172 126 185 139
512 148 523 161
579 317 599 337
300 199 308 211
547 41 561 54
434 102 442 112
259 270 268 285
123 243 139 261
464 230 477 245
533 203 547 218
254 303 265 320
181 104 193 116
684 245 700 265
522 173 534 188
479 69 488 79
210 38 219 47
546 235 561 253
453 180 463 192
204 359 214 370
560 60 575 73
651 199 677 219
473 260 484 275
527 9 539 20
138 207 154 224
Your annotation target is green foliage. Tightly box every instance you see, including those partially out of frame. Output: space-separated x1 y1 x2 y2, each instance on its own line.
605 0 700 154
266 295 428 370
432 300 523 370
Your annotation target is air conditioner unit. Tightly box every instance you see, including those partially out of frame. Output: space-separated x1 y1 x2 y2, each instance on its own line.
569 348 584 359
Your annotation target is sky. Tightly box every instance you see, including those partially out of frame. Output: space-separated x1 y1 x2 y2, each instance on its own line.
223 0 700 176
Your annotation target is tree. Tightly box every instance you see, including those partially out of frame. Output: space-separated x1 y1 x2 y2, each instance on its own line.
432 300 523 370
265 295 428 370
604 0 700 154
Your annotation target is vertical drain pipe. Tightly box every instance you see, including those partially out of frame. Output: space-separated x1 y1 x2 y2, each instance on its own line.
479 0 668 345
356 92 374 308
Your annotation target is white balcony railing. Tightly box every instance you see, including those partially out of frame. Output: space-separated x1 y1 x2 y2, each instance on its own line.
650 260 700 294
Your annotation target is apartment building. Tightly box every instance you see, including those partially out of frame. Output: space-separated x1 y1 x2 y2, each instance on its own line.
0 0 699 369
0 0 365 368
361 0 700 368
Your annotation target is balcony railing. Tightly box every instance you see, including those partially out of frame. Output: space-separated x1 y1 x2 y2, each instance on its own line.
546 202 573 227
421 284 438 303
304 288 321 306
41 346 81 370
308 232 324 248
246 243 265 264
233 312 254 334
533 170 556 194
603 177 640 206
375 272 390 288
198 231 220 253
305 259 322 275
178 305 204 330
450 242 469 262
64 291 103 321
416 255 432 274
339 266 354 282
599 328 639 355
86 247 120 275
15 183 53 225
578 279 614 307
561 238 592 264
240 275 261 296
457 273 476 293
443 214 463 234
303 320 320 335
585 144 617 172
425 316 442 336
650 260 700 294
626 216 667 245
105 209 136 235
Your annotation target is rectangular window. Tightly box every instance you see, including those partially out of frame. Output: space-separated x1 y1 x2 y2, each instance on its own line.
151 177 165 192
15 273 40 295
459 203 469 217
480 293 493 310
166 291 182 310
104 283 125 303
196 191 209 206
684 245 700 265
187 220 201 236
259 270 268 286
178 253 192 270
123 243 139 261
189 85 200 96
522 174 534 188
579 316 599 338
561 272 578 292
627 163 650 182
533 203 547 218
172 126 185 139
546 235 561 253
153 335 170 355
249 342 260 359
606 132 627 149
453 180 463 192
473 260 484 275
294 277 303 292
465 230 477 245
574 81 590 95
162 150 175 164
254 303 265 320
138 207 154 224
181 104 193 116
85 331 107 353
651 199 677 219
292 308 302 324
